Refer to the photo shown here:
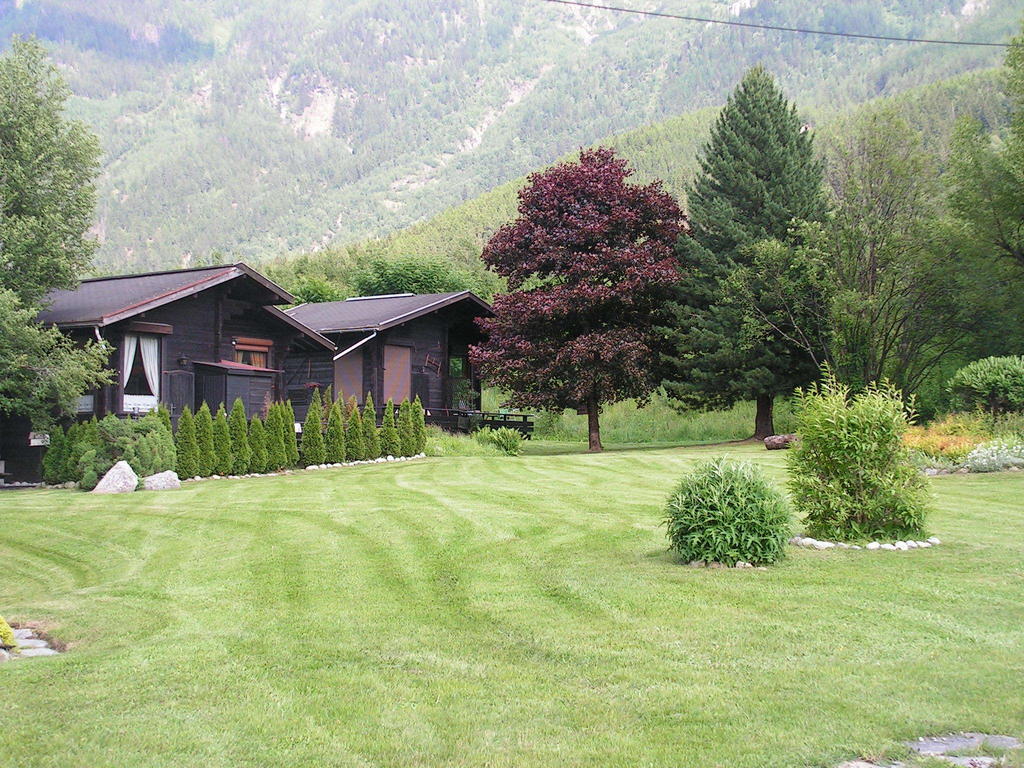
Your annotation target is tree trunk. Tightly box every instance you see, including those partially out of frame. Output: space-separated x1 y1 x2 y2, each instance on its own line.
587 395 602 453
754 393 775 440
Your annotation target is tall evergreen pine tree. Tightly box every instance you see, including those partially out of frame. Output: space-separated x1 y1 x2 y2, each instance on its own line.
195 402 216 476
174 406 199 479
345 397 365 461
325 400 346 463
661 66 826 438
380 399 400 457
212 404 233 475
301 388 327 465
398 399 416 457
228 398 251 474
248 415 268 473
362 393 381 459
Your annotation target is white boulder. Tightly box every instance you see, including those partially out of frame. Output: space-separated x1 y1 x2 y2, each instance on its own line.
92 461 138 494
866 542 881 550
143 471 180 491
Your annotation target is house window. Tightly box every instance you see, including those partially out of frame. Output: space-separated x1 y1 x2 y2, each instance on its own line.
122 333 160 413
233 337 272 368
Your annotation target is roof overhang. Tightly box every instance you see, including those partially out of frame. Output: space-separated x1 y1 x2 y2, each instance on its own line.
314 291 494 335
263 305 336 351
54 263 298 329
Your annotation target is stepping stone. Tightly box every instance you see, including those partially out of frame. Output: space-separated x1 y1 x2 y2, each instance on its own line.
18 647 59 658
13 628 34 640
16 638 47 649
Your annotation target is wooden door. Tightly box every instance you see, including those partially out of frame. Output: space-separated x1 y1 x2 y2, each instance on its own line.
383 345 412 403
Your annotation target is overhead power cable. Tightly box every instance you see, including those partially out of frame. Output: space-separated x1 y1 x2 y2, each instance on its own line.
541 0 1018 48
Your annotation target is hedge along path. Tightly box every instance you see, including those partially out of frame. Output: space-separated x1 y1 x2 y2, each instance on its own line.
0 444 1022 768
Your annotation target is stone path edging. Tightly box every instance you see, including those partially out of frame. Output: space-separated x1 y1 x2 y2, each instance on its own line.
790 536 941 552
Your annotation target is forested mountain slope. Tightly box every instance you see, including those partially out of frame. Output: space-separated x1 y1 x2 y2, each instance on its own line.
1 0 1019 271
267 67 1009 293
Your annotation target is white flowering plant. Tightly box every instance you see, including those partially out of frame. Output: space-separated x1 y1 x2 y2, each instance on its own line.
964 438 1024 473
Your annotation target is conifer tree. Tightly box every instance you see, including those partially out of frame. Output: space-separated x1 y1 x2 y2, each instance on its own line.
301 388 327 465
661 66 826 438
41 424 68 484
362 393 381 459
265 405 287 471
398 399 416 457
195 402 216 476
325 400 346 463
345 397 366 461
284 400 300 466
412 395 427 455
323 385 332 408
174 406 199 479
248 415 268 474
212 404 233 475
228 398 251 474
380 399 400 457
156 403 173 435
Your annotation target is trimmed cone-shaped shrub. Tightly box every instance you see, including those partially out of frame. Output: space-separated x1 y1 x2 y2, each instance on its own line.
284 400 300 466
380 399 400 457
664 457 791 566
229 399 251 474
0 615 16 649
398 399 416 457
362 394 381 459
248 415 268 474
346 398 366 461
265 405 287 471
412 395 427 455
788 374 929 541
42 424 68 484
301 388 327 465
175 406 199 479
325 400 346 463
212 404 233 475
195 402 216 477
157 403 173 435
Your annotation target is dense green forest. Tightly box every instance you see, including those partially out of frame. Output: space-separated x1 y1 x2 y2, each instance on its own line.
1 0 1020 272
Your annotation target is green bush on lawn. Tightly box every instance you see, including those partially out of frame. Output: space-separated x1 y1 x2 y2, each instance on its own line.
664 457 791 566
788 374 929 541
0 615 16 649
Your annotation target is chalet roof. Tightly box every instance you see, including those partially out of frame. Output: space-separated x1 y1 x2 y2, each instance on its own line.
36 263 296 328
286 291 492 334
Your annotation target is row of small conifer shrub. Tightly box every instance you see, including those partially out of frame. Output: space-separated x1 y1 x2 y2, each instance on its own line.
173 389 427 478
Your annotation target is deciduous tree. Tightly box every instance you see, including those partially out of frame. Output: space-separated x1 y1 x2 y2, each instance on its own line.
470 148 685 451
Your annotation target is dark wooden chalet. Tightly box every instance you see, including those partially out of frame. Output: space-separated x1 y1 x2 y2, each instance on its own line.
284 291 494 425
0 264 332 483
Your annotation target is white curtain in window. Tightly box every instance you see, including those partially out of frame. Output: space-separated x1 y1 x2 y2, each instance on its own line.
139 335 160 398
122 333 139 387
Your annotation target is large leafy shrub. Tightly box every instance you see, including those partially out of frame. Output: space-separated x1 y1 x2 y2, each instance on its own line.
76 413 177 490
663 458 791 566
788 375 929 540
963 438 1024 473
948 356 1024 415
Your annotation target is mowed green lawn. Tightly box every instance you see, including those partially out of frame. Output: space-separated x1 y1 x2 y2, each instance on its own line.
1 444 1022 768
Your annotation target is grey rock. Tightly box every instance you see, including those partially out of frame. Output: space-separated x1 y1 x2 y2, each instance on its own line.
0 648 9 662
764 434 797 450
837 542 850 549
689 560 706 568
916 541 931 548
906 540 919 549
866 542 881 550
881 543 897 551
92 460 138 494
894 541 910 551
927 536 941 545
18 647 59 657
143 470 180 491
17 638 47 649
13 628 34 640
813 540 835 550
851 545 862 550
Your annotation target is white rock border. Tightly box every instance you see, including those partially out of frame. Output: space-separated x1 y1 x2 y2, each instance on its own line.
790 535 941 551
182 453 428 483
0 626 61 661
